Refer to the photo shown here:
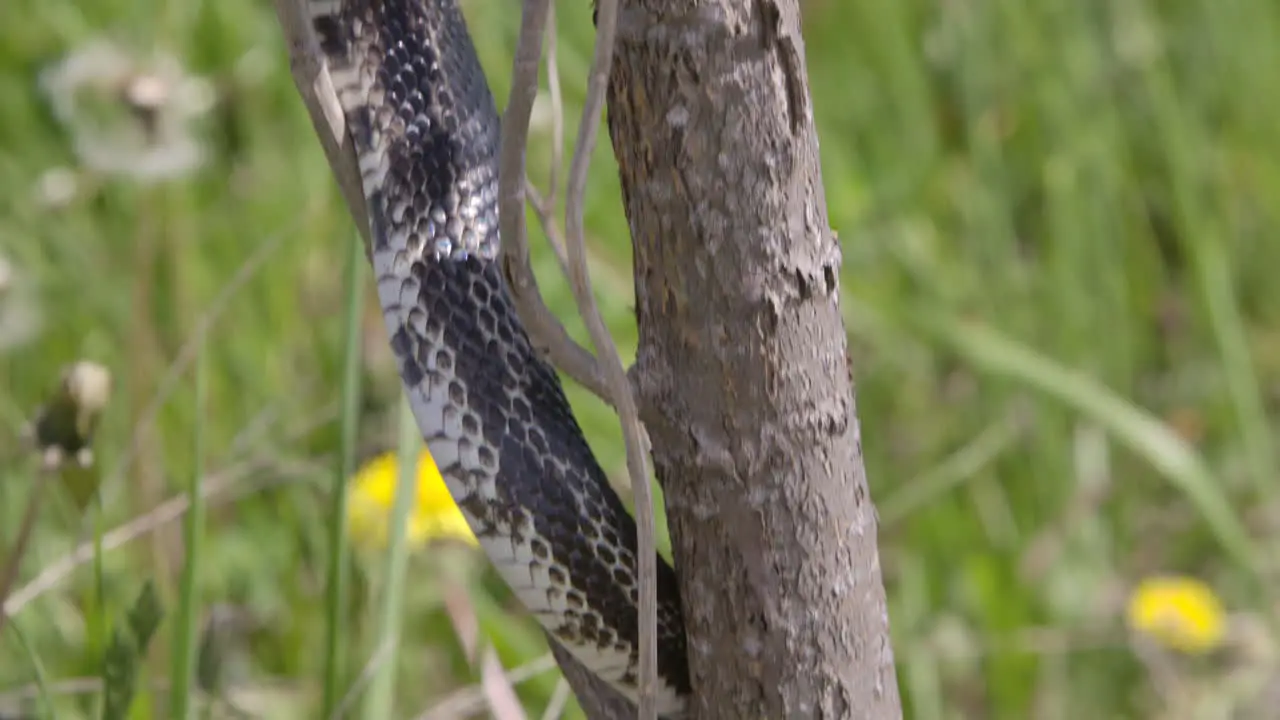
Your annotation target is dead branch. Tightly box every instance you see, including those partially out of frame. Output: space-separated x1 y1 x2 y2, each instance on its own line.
271 0 655 714
558 0 660 715
499 0 613 406
270 0 370 250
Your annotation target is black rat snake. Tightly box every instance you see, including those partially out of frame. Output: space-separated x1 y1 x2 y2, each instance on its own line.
305 0 691 713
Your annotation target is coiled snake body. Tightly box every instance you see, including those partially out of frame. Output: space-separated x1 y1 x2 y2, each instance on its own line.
307 0 691 712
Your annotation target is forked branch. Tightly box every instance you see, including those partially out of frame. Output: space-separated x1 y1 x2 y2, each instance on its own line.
273 0 611 406
272 0 660 717
501 0 662 717
497 1 613 406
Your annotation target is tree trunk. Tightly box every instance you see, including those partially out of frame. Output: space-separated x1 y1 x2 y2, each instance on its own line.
604 1 903 717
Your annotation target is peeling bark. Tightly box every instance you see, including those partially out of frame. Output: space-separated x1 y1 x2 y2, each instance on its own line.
604 1 903 717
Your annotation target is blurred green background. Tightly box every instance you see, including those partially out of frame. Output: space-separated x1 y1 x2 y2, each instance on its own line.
3 0 1280 717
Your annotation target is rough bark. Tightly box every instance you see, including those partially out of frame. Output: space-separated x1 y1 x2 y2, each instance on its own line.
604 1 903 717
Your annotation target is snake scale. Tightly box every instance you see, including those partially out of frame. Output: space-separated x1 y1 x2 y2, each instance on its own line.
306 0 691 713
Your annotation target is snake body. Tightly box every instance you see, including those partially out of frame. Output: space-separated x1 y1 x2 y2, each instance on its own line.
306 0 691 712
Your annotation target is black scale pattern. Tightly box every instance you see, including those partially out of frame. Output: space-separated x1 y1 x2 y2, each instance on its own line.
311 0 690 705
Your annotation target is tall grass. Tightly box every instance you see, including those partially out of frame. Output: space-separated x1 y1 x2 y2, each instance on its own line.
319 232 367 718
1 0 1278 717
359 397 425 719
167 351 207 718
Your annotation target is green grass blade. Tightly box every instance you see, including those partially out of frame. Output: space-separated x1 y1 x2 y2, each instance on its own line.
321 232 368 717
923 315 1264 583
880 410 1024 528
92 496 107 660
99 581 164 720
1196 242 1278 501
169 349 209 720
360 394 421 719
1130 44 1280 510
7 618 58 719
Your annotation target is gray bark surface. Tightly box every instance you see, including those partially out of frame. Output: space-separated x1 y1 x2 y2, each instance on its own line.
604 0 903 717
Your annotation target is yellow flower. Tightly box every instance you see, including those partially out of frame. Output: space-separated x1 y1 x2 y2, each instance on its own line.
347 450 478 552
1125 575 1226 654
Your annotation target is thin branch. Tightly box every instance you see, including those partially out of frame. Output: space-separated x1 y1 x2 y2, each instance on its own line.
520 6 571 284
440 581 528 720
500 0 613 406
3 456 323 618
522 182 653 473
270 0 371 249
99 215 299 511
547 638 639 719
414 654 558 720
269 0 647 715
443 582 482 661
480 647 529 720
562 0 659 717
524 178 570 276
0 474 48 637
543 2 565 216
0 622 1141 710
539 679 573 720
0 675 317 714
275 0 607 406
330 636 392 720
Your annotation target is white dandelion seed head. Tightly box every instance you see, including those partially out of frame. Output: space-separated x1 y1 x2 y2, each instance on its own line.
0 254 43 354
39 38 215 183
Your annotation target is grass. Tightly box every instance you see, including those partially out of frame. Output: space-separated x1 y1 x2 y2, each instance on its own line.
319 231 366 719
167 351 207 719
2 0 1279 717
359 396 427 719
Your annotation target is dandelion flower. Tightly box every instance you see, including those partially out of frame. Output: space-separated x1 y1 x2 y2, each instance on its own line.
39 39 214 182
0 253 42 353
34 166 80 209
346 450 478 552
1126 575 1226 654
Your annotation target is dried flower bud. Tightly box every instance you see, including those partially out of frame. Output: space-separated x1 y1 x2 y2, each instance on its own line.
25 361 112 487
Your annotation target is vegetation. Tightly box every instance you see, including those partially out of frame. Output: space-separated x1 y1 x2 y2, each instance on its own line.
2 0 1279 717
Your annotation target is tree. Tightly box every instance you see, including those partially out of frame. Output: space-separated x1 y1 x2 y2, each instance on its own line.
273 0 901 716
599 1 901 717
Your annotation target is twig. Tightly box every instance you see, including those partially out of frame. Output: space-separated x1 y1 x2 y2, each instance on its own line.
523 179 570 275
480 647 529 720
268 0 649 714
539 679 573 720
440 582 527 719
443 582 481 661
414 654 558 720
0 675 315 712
3 456 323 619
270 0 371 249
562 0 659 717
520 9 570 281
547 638 639 719
543 2 564 215
0 675 108 706
499 0 612 407
330 637 391 720
275 0 610 405
2 621 1137 710
0 474 49 637
99 216 298 511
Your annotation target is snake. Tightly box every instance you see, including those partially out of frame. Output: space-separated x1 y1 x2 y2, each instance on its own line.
305 0 692 713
